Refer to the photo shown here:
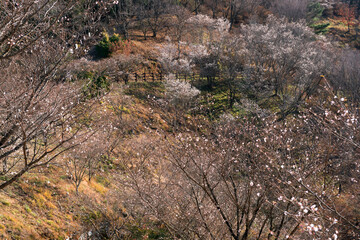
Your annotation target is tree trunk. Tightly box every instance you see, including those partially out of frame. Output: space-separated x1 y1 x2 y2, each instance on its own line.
207 76 214 90
2 158 7 174
75 183 80 195
0 167 29 190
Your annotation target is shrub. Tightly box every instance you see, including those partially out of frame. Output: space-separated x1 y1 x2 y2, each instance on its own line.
95 31 122 58
81 72 110 98
310 22 330 34
109 33 121 43
96 39 111 58
307 1 324 23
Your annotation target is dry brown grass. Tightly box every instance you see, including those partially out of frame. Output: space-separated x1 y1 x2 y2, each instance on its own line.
0 165 108 239
0 36 176 239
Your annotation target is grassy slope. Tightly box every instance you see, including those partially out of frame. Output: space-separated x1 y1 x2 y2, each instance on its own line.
315 17 359 48
0 74 172 239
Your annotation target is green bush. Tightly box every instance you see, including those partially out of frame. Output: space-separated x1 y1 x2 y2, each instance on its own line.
96 40 111 58
307 2 328 35
95 31 122 58
109 33 121 43
310 22 330 34
307 2 324 23
81 72 110 98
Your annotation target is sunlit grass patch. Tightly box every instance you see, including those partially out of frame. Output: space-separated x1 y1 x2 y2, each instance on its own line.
124 81 165 101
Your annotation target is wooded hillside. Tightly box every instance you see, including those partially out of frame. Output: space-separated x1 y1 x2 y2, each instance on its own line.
0 0 359 239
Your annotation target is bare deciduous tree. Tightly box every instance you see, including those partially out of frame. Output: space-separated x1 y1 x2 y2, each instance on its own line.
0 0 74 59
241 16 332 119
0 43 93 189
64 134 106 194
0 0 109 190
109 0 137 39
221 0 261 29
121 95 360 239
328 48 360 104
270 0 310 21
164 74 200 128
